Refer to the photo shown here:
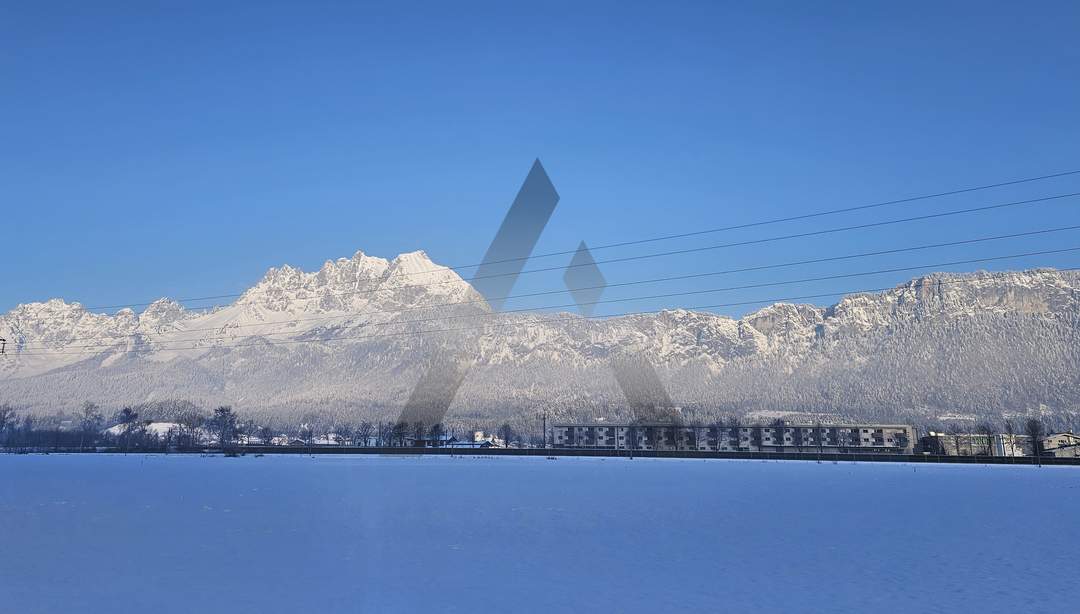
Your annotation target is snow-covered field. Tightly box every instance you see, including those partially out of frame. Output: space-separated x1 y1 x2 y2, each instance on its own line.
2 455 1078 614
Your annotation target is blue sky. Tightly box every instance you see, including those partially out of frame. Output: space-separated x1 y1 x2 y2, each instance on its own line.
3 1 1080 317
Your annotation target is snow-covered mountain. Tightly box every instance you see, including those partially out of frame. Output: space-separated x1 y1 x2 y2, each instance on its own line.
2 249 1079 426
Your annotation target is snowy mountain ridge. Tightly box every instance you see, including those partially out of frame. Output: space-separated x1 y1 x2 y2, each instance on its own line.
2 249 1079 423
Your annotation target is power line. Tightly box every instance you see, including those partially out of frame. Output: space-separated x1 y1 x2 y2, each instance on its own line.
13 248 1079 355
16 190 1080 317
440 167 1080 270
488 191 1079 276
9 224 1080 345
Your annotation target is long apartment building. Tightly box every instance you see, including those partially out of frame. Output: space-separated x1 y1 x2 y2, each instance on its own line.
920 431 1080 457
921 431 1032 457
552 423 916 454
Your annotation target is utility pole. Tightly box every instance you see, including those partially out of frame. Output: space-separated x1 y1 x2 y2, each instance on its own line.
536 411 547 448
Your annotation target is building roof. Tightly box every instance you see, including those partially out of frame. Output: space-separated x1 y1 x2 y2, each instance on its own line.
554 423 913 429
444 440 492 448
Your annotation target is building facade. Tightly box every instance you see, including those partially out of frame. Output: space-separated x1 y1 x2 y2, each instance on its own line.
1041 432 1080 458
921 432 1035 457
552 423 915 454
922 431 994 456
993 433 1032 457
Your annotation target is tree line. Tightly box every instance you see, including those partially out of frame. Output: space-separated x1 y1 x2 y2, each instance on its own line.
0 402 529 452
0 399 1069 458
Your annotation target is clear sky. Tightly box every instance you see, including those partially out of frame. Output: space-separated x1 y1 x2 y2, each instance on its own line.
3 1 1080 317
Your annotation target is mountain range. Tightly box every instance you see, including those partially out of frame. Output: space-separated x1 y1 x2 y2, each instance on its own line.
2 249 1079 429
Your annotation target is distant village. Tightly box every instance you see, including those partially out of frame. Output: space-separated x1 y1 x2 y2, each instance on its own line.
1 402 1078 461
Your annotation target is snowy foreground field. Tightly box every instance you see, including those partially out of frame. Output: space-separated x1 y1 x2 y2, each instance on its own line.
2 455 1078 614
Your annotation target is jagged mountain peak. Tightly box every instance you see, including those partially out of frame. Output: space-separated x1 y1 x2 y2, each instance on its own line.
139 298 188 327
247 249 452 297
10 297 85 317
377 249 481 305
385 250 445 276
3 261 1080 423
317 250 391 277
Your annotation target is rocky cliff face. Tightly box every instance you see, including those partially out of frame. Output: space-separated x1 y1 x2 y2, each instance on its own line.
2 250 1078 424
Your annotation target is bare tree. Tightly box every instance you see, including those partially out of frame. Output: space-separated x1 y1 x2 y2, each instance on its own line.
79 402 104 451
706 419 722 453
750 424 763 451
391 422 409 447
163 425 181 451
976 423 995 457
946 424 963 456
894 429 911 455
234 419 248 447
1025 418 1045 466
208 406 238 452
814 421 825 460
376 422 393 447
299 424 315 447
0 404 16 448
496 423 515 448
427 422 445 447
19 415 36 450
727 415 742 451
356 421 374 447
116 407 139 453
0 403 15 436
336 423 354 446
259 425 275 446
175 407 204 448
1001 419 1017 457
